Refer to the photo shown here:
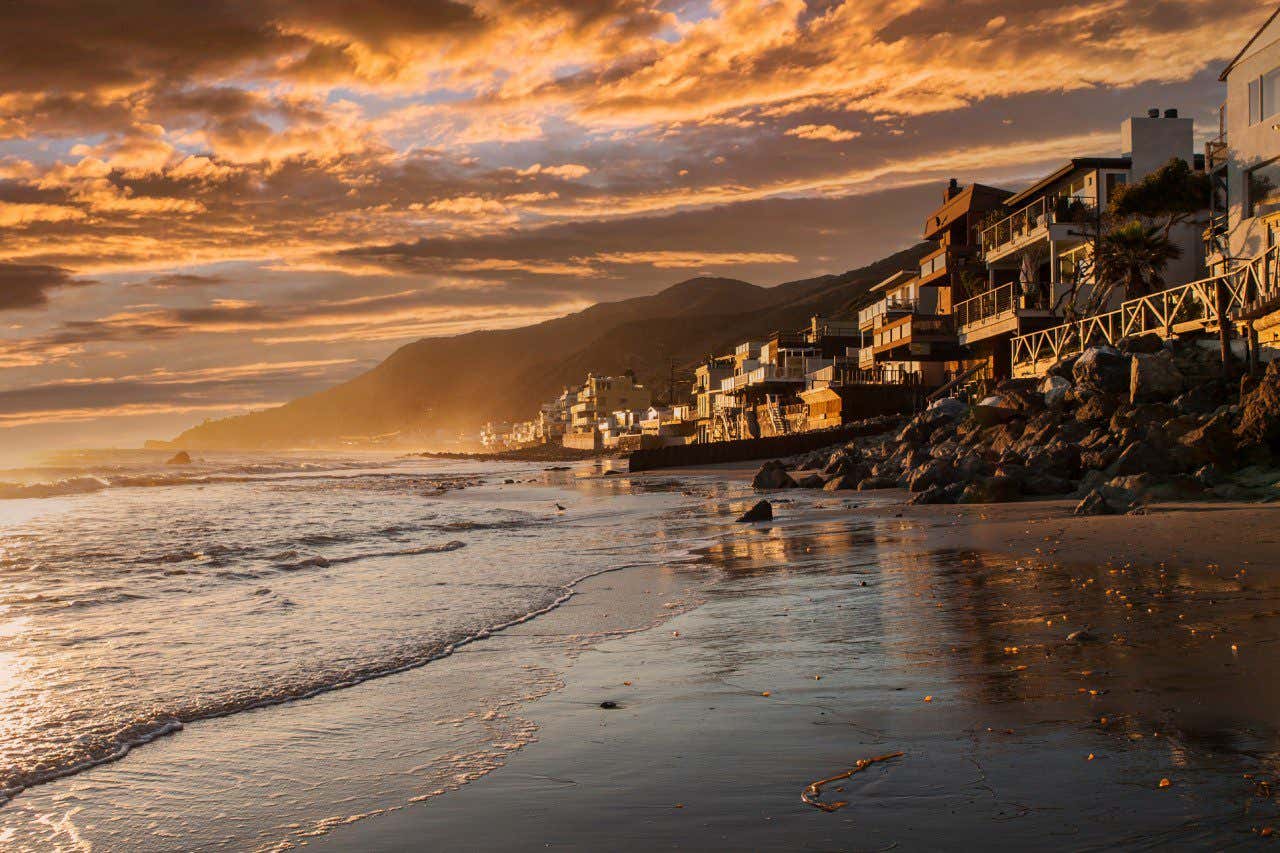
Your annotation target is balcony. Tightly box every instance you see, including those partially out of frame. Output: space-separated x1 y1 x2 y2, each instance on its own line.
871 314 957 362
1206 102 1228 173
857 296 918 330
858 347 876 370
980 195 1097 262
953 282 1054 345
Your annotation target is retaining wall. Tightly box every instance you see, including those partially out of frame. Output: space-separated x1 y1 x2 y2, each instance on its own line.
627 418 900 472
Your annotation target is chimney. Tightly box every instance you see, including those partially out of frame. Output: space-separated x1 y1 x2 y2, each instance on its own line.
945 178 960 200
1164 108 1179 119
1147 108 1160 118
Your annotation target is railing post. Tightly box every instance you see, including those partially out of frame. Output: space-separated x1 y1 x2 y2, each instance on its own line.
1215 277 1234 380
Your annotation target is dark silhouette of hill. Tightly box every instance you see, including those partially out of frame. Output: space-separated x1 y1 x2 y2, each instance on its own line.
172 243 931 449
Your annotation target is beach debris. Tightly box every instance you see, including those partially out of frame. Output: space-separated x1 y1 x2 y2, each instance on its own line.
761 691 771 697
1066 628 1101 644
802 752 904 813
1158 778 1171 789
923 695 933 702
599 700 618 709
736 500 773 523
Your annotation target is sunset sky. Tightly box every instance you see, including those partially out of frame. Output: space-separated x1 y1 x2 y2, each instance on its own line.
0 0 1272 455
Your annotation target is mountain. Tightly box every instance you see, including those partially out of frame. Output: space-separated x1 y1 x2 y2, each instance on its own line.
171 243 932 449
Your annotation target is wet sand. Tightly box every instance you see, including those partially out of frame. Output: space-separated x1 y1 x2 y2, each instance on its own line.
318 481 1280 851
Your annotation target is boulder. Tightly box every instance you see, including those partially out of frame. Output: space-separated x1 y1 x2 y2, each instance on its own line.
1129 351 1184 404
906 458 955 492
1236 360 1280 453
751 461 795 490
857 476 899 491
1039 375 1072 409
165 450 192 465
1107 440 1173 478
1178 412 1237 469
1074 490 1115 516
1118 333 1166 354
1193 464 1225 487
1100 474 1156 512
972 395 1019 427
1211 482 1250 501
736 500 773 523
1075 394 1119 425
821 451 855 476
926 397 968 421
957 475 1022 504
1047 355 1081 381
1172 379 1230 415
795 473 826 489
1073 346 1131 396
908 485 952 505
823 474 859 492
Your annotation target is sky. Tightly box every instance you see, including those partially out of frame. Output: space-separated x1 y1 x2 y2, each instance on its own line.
0 0 1273 455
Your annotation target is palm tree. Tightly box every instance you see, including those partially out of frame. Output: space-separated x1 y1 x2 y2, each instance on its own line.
1092 220 1182 307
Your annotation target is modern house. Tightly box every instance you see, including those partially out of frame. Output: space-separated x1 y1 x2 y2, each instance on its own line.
564 373 652 450
969 112 1207 378
1209 5 1280 354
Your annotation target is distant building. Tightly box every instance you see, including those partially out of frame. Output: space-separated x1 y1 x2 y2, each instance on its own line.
564 373 652 450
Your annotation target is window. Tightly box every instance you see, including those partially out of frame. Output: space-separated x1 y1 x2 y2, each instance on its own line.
1251 78 1262 125
1248 158 1280 215
1265 67 1280 121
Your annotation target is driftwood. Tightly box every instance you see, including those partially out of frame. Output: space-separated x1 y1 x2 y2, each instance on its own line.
801 751 904 812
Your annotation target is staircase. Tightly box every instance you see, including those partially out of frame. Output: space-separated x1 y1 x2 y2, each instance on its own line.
764 396 789 436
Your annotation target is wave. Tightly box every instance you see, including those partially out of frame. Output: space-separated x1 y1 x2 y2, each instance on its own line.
273 541 467 571
0 558 648 806
0 477 109 499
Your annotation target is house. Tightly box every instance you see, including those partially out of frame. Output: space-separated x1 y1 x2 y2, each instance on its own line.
968 112 1206 378
563 373 652 450
1210 4 1280 355
692 355 734 443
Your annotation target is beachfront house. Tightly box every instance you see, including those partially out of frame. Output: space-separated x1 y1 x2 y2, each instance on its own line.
968 112 1206 379
564 373 652 450
1208 6 1280 356
692 355 734 443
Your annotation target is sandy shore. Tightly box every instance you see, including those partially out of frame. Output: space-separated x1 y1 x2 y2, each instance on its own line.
314 473 1280 851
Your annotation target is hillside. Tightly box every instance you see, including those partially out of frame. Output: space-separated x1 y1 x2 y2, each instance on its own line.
172 243 931 449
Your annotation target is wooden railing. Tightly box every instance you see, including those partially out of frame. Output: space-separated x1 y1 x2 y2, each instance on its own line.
1010 245 1280 377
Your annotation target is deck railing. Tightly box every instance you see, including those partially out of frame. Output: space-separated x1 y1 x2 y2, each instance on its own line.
953 283 1051 329
980 195 1097 258
1010 245 1280 376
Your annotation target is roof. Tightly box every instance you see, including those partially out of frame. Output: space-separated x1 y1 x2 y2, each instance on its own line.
922 183 1015 239
870 270 918 294
798 386 868 404
1221 4 1280 81
1003 157 1132 207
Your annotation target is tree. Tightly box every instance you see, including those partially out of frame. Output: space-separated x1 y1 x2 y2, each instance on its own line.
1107 157 1211 239
1092 220 1182 306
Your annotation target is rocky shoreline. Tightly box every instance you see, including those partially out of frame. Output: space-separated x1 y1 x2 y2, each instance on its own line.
752 335 1280 514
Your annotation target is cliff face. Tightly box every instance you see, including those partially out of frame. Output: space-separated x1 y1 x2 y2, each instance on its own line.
172 244 932 449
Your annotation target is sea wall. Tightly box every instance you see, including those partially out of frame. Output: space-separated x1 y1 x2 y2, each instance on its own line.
628 417 900 472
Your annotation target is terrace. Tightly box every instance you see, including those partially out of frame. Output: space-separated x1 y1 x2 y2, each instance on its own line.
980 194 1097 263
952 281 1054 345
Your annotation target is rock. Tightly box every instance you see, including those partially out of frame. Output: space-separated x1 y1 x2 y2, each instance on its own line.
1074 489 1116 516
1100 474 1156 512
1211 483 1250 501
1193 464 1225 487
1066 628 1102 643
600 700 618 709
1118 333 1166 354
1075 394 1119 425
908 485 952 505
823 474 858 492
1107 440 1173 478
1047 355 1080 381
1022 471 1074 496
1172 380 1230 415
795 473 826 489
1130 351 1184 404
736 500 773 522
972 395 1018 427
1040 375 1072 409
1073 346 1131 396
1075 469 1108 498
751 461 795 490
165 450 191 465
956 475 1022 504
1237 361 1280 453
926 397 968 421
857 476 899 491
821 451 854 476
1178 412 1237 469
906 458 955 492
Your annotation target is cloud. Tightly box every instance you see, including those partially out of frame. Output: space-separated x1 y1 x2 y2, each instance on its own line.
786 124 862 142
0 263 90 310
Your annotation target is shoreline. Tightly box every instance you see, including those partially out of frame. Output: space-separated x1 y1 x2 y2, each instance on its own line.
315 474 1280 851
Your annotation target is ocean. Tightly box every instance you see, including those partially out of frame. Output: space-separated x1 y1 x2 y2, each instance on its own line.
0 450 749 850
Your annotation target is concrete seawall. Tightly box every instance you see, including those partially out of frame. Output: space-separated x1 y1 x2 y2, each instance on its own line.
627 419 901 472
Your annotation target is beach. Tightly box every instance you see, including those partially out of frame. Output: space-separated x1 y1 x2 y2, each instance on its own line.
0 454 1278 850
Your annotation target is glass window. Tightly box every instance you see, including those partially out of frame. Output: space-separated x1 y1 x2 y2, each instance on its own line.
1265 67 1280 121
1248 158 1280 215
1251 78 1262 125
